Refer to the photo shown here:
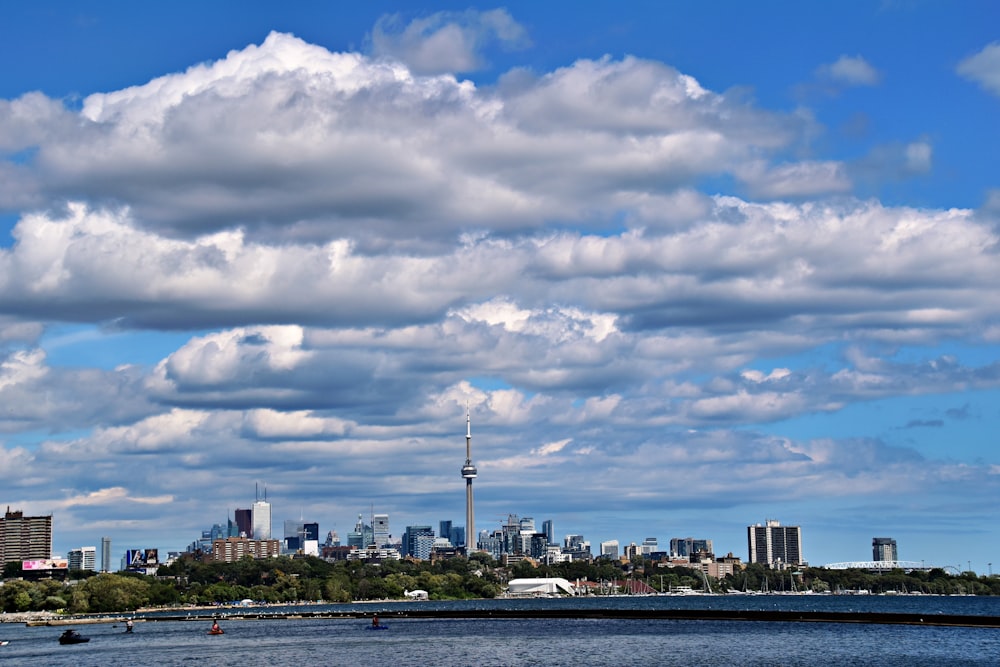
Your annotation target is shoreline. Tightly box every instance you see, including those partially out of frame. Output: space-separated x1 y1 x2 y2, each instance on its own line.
13 607 1000 629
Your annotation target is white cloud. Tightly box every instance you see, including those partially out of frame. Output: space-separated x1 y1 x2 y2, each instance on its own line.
818 55 881 87
370 8 530 74
957 42 1000 96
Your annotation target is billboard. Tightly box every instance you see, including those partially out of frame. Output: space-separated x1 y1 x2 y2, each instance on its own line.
124 548 159 569
22 558 69 571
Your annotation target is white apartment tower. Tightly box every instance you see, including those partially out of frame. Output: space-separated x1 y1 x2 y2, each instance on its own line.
748 520 803 568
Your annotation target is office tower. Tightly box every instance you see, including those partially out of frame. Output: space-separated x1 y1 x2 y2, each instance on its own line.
641 537 658 554
747 520 803 567
235 508 252 538
101 536 112 572
460 407 478 550
284 520 303 551
542 520 554 545
670 537 714 558
0 508 52 566
872 537 898 562
252 493 271 541
67 546 97 571
402 525 435 559
440 520 453 545
326 529 340 547
348 514 372 549
373 514 390 547
600 540 620 560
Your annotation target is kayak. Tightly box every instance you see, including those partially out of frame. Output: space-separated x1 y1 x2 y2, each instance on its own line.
208 629 225 635
366 625 389 630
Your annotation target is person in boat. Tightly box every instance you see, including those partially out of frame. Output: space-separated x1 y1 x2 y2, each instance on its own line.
125 619 134 633
371 614 380 628
211 620 221 633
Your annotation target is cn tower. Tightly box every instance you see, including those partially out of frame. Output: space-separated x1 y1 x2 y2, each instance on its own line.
461 406 478 552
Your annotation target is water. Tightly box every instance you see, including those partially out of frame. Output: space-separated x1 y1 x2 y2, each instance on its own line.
3 596 999 666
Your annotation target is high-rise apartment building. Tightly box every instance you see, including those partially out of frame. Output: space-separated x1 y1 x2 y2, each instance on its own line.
747 520 803 567
872 537 898 562
0 508 52 566
600 540 620 560
542 520 554 545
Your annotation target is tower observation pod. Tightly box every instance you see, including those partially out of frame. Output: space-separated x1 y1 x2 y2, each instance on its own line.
462 406 477 551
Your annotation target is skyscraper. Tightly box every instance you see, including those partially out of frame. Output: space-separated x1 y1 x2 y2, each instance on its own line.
872 537 898 562
0 508 52 566
252 499 271 541
235 508 252 538
748 520 803 567
101 536 112 573
460 406 478 551
373 514 390 547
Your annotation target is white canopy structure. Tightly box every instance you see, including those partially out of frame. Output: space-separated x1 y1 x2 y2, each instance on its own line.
506 577 576 596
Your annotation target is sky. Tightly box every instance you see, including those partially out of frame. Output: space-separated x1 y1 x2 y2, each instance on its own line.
1 1 999 572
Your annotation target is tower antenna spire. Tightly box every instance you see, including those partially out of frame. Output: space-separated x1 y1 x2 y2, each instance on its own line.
461 402 478 553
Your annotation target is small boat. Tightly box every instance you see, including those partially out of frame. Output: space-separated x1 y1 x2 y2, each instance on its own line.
59 630 90 645
208 627 225 635
0 640 9 646
366 624 389 631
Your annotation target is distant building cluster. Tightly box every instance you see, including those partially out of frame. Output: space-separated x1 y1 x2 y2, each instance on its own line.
1 417 915 580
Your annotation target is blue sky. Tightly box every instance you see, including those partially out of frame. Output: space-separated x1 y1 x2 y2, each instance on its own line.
1 1 999 572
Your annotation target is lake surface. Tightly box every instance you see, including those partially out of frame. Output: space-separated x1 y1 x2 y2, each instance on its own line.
3 595 999 666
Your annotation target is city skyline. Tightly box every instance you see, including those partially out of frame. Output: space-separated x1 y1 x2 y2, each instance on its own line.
0 2 999 571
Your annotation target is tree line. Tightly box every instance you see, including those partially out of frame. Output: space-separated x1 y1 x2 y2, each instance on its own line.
1 554 998 614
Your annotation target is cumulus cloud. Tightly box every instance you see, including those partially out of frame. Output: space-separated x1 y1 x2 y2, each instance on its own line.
370 8 530 74
0 32 825 243
957 42 1000 96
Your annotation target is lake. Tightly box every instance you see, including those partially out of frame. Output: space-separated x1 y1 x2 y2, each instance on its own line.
2 595 999 666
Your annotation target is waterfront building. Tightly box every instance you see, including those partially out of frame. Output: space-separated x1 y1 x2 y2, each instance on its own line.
0 508 52 566
872 537 898 562
67 546 97 571
211 537 281 562
100 536 112 572
748 520 803 568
